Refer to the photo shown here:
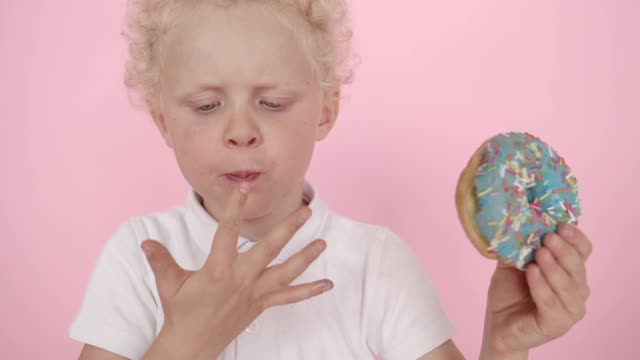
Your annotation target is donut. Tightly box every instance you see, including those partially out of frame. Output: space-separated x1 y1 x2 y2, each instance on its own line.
455 132 582 270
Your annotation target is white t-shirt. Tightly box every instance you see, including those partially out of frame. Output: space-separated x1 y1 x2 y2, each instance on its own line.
69 181 456 360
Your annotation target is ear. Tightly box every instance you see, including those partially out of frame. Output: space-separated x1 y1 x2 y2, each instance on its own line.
150 107 174 149
315 89 341 142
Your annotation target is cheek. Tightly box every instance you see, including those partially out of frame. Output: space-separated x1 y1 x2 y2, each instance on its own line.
272 118 317 175
277 112 317 148
170 125 218 176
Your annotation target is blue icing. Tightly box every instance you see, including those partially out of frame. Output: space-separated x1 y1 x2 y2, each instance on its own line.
472 132 582 270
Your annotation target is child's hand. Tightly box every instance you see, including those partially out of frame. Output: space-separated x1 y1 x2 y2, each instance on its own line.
139 186 333 360
480 223 592 359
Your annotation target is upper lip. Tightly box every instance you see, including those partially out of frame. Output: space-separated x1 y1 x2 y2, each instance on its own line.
225 170 262 178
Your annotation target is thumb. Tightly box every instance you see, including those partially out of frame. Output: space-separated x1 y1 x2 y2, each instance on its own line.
489 260 529 292
141 240 191 300
492 260 525 281
496 261 514 270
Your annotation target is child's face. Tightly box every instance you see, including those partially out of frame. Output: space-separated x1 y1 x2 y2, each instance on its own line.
152 3 338 221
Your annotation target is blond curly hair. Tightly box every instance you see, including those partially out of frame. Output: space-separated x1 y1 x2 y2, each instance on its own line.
121 0 358 117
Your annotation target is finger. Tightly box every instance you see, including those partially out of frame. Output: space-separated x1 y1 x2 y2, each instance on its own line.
205 184 249 272
526 263 567 327
558 223 593 261
544 232 587 286
535 247 587 322
241 206 312 277
258 239 327 293
141 240 191 301
261 279 334 309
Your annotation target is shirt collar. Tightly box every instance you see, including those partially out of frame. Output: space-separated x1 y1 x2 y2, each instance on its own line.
185 181 329 263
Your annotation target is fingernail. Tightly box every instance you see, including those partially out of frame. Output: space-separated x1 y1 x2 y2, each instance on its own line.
541 248 555 264
546 233 560 247
299 207 312 223
313 280 333 292
141 242 154 256
311 240 326 256
559 223 574 238
528 264 541 278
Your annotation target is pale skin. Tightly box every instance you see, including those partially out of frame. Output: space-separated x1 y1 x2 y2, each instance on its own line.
79 3 592 359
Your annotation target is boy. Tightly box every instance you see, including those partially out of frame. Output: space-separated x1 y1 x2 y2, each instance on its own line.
71 1 592 359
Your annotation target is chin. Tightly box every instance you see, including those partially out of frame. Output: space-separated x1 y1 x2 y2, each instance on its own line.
241 194 279 221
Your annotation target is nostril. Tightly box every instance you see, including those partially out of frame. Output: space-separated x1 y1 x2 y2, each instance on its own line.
248 138 257 146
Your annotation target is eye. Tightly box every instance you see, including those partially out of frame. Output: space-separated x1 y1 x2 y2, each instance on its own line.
197 102 220 113
259 99 282 110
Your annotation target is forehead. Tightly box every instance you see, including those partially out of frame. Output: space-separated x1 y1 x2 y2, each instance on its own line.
160 3 315 92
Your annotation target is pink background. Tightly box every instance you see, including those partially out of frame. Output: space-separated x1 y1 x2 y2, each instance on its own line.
2 0 638 358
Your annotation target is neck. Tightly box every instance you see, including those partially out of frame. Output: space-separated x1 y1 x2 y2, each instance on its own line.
242 183 308 241
203 181 308 242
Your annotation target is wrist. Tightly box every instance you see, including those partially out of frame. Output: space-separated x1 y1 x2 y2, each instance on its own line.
142 327 224 360
479 341 528 360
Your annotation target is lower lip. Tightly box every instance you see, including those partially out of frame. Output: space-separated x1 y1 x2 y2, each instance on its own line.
224 173 261 182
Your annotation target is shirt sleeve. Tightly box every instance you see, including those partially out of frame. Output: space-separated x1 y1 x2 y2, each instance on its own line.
69 219 159 360
365 228 457 360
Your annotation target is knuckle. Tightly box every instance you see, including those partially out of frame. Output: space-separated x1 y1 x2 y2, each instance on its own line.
269 269 291 288
556 240 575 261
569 306 586 323
206 265 229 282
576 307 587 321
253 293 269 312
307 286 319 299
304 247 318 263
304 284 319 298
558 281 573 295
287 219 302 234
274 219 296 239
565 262 583 280
236 273 255 290
584 240 593 258
276 277 290 288
580 306 587 320
262 244 280 261
542 293 558 309
540 320 566 340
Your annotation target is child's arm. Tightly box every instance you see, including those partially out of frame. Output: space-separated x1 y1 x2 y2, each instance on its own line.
376 223 590 360
417 223 590 360
78 344 129 360
418 340 466 359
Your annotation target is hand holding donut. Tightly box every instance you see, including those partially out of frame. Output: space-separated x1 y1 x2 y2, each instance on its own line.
455 132 592 356
480 223 592 357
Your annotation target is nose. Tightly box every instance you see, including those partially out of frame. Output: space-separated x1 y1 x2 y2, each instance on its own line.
224 112 262 149
227 135 259 147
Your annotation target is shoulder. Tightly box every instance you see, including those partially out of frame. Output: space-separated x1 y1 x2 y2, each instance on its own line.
127 205 191 243
109 204 191 250
324 211 411 259
102 204 195 276
322 211 398 260
338 218 457 359
320 211 426 286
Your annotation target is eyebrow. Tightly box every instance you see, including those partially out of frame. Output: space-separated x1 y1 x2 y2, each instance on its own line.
176 83 300 101
176 84 223 101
